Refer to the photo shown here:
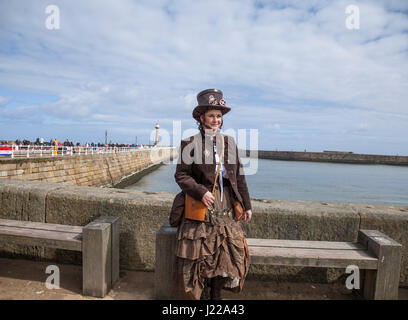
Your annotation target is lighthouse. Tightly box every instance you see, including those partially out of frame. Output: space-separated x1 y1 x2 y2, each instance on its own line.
154 123 160 146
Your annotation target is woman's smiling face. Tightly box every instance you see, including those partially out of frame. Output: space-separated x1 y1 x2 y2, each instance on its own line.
200 109 223 132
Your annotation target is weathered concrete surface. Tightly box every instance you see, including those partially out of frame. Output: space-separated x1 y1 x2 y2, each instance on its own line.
356 204 408 290
252 150 408 166
0 179 407 286
0 179 64 259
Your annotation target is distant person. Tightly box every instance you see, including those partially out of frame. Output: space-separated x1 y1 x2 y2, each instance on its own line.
173 89 252 300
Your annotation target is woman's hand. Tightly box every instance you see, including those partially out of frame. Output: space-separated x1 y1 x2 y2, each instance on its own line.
243 210 252 223
201 191 215 207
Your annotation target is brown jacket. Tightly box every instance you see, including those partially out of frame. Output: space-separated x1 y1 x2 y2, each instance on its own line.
174 131 252 211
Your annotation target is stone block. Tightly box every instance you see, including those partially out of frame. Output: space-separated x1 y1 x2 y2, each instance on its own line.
44 172 56 179
358 230 402 299
155 222 178 299
93 216 120 286
0 164 17 171
357 203 408 286
82 220 111 298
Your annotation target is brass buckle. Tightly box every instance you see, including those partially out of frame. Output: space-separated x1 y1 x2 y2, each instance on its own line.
209 207 233 218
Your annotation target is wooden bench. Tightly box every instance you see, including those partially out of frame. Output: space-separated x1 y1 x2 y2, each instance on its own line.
0 216 120 298
155 222 402 300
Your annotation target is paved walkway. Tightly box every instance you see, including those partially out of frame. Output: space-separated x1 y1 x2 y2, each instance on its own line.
0 257 407 300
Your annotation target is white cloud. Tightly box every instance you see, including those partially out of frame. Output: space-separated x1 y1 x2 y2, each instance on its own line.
265 123 281 130
0 0 407 153
184 93 196 109
0 96 11 107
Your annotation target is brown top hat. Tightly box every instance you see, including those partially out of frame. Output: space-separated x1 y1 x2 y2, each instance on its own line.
192 89 231 121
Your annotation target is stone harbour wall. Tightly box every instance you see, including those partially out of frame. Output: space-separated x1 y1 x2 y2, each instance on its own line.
0 147 176 187
252 150 408 166
0 179 407 287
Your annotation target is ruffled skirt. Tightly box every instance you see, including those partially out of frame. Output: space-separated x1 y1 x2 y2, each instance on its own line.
175 181 250 300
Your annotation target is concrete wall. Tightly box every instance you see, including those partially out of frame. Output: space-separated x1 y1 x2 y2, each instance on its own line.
0 179 407 286
0 147 175 187
251 150 408 166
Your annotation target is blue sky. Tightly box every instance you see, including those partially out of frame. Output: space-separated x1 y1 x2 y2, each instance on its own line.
0 0 407 154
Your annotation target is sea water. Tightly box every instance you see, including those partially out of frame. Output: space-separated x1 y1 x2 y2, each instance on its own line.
125 158 408 206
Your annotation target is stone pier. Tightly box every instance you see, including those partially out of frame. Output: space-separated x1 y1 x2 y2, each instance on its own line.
0 147 176 187
250 150 408 166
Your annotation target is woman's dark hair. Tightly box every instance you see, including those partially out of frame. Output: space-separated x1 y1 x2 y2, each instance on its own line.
197 109 224 133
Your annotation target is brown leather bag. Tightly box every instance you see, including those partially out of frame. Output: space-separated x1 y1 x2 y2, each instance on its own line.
185 136 224 221
169 191 185 227
233 200 244 220
184 193 208 221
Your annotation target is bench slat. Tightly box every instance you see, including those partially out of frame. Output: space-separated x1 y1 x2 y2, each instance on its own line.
246 238 366 250
249 246 378 269
0 225 82 251
0 219 83 234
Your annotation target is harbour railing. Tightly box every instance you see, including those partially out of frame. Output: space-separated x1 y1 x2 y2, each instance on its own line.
0 145 162 159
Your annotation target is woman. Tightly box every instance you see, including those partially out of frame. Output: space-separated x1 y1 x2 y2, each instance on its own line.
174 88 252 300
